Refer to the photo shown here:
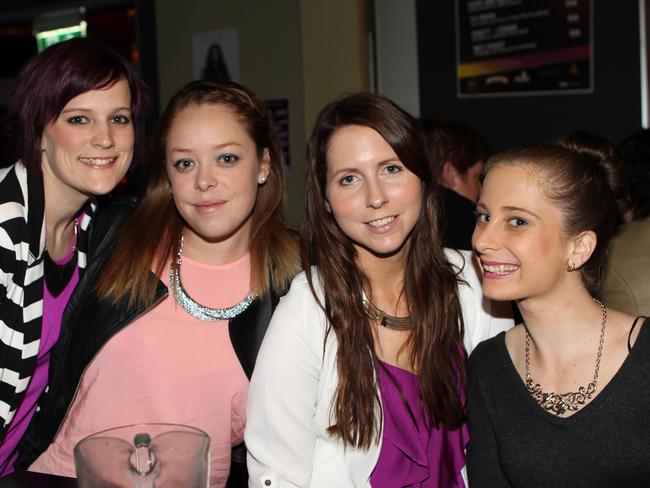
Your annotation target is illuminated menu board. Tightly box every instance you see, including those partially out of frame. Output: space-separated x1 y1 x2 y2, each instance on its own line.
456 0 592 96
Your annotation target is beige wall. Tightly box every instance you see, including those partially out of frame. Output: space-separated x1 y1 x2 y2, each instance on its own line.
155 0 368 225
299 0 369 139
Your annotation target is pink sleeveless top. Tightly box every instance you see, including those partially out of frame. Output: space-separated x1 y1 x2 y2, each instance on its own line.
30 254 252 487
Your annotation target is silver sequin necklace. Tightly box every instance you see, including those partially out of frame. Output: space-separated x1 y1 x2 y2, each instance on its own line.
169 234 257 321
525 297 607 416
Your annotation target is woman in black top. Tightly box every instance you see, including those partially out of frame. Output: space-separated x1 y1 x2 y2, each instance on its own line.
468 140 649 487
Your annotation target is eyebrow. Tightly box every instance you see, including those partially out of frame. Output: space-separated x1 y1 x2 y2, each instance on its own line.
501 205 540 219
329 158 399 179
475 203 540 219
60 107 132 114
170 141 243 153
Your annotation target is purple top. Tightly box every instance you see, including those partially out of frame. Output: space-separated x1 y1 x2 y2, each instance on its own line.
370 361 468 488
0 247 79 475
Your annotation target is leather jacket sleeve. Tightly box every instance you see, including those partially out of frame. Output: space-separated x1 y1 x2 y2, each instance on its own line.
14 197 137 469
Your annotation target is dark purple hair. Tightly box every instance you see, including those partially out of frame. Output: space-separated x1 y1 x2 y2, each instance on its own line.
7 37 149 173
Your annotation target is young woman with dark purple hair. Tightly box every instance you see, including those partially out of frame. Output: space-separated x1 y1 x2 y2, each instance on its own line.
0 37 148 473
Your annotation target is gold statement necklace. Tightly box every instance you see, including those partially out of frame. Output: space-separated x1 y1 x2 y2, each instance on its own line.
525 297 607 416
361 291 412 331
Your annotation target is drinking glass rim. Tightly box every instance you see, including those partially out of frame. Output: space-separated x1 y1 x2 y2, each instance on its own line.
75 422 210 447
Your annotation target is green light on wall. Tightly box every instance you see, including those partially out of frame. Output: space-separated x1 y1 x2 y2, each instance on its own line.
35 21 87 52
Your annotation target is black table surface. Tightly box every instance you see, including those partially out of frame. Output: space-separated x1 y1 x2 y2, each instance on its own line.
0 471 77 487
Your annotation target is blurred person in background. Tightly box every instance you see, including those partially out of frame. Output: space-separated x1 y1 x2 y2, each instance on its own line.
421 118 490 250
600 128 650 315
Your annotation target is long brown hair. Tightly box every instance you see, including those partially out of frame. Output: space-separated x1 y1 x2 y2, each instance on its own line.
303 93 465 448
97 79 299 305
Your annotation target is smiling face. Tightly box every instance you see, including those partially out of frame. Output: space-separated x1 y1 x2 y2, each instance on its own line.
472 163 574 303
166 103 269 256
40 79 134 205
325 125 422 267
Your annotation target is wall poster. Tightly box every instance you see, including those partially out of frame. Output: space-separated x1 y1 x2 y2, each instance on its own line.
192 29 240 83
265 99 291 172
456 0 593 97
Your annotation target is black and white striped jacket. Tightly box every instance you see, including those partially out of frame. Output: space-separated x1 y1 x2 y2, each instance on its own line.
0 161 94 440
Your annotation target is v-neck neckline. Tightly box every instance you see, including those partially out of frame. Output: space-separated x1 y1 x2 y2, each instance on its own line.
497 318 649 426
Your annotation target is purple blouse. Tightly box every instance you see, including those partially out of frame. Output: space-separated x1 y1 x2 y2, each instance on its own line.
370 361 468 488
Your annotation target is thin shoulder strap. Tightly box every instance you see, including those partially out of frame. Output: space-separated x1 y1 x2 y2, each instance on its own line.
628 316 646 352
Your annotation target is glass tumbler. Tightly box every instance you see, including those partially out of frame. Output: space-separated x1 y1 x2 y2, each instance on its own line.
74 423 210 488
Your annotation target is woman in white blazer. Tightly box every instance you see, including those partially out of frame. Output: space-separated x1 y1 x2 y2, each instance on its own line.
245 93 511 487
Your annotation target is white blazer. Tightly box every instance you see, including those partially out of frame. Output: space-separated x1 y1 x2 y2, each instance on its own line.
245 249 512 488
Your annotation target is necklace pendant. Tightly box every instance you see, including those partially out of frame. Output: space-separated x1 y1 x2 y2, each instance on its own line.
524 297 608 417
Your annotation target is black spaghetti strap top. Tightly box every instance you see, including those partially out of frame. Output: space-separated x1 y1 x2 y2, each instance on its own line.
628 316 646 352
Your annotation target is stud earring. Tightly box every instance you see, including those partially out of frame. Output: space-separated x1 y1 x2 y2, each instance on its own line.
567 261 576 272
258 176 267 184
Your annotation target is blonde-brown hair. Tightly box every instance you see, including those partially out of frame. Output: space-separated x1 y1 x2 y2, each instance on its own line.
97 79 299 305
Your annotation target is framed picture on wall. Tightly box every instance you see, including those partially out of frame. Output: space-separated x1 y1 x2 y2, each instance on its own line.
455 0 593 97
192 29 240 83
